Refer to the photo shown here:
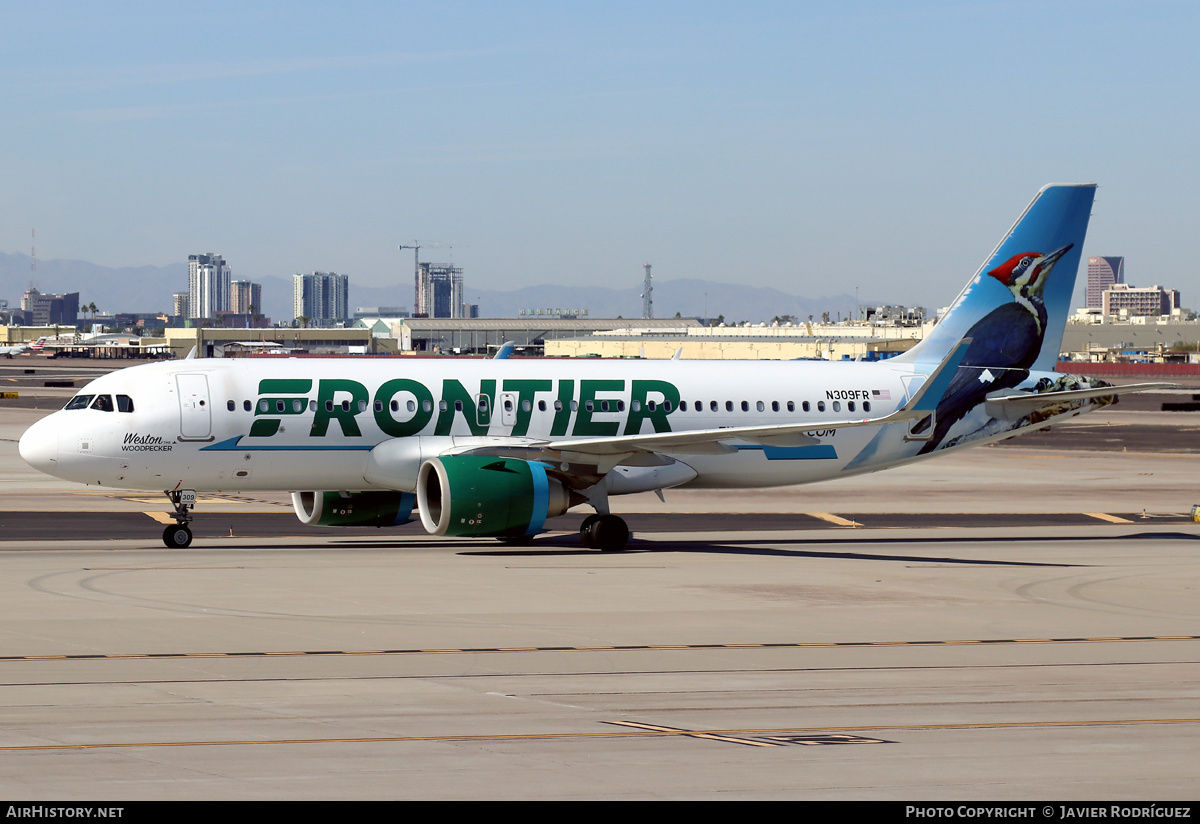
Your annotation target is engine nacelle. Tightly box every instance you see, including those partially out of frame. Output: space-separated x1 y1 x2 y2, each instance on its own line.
417 456 571 538
292 490 416 527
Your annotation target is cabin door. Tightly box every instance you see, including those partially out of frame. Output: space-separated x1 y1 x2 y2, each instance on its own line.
177 373 213 440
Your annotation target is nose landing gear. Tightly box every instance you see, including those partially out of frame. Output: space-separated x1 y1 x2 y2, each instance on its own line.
163 489 196 548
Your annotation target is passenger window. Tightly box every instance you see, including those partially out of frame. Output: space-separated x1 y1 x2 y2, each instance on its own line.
848 401 855 412
710 400 718 412
756 401 765 412
863 401 871 412
725 401 733 412
244 400 252 412
260 400 270 413
740 401 749 412
802 401 809 412
833 401 841 412
818 401 826 412
227 400 235 412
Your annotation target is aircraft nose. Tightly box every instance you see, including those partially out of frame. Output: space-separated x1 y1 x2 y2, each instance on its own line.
19 415 59 473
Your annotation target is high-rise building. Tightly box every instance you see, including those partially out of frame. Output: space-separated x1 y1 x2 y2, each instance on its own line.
1087 256 1124 309
172 292 189 318
188 253 231 319
1101 283 1181 317
230 280 263 316
293 272 349 326
20 288 79 326
415 262 464 318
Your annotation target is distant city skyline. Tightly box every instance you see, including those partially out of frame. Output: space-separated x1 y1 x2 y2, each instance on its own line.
3 2 1198 312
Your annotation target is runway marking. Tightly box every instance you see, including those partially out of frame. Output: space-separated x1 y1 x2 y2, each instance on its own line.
2 634 1199 662
1084 512 1135 524
807 512 861 527
0 717 1194 753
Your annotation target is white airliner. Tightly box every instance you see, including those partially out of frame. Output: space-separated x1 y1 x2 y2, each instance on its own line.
19 185 1165 550
0 337 46 358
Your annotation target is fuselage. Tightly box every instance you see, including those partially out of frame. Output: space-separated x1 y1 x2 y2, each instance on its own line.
18 355 1094 496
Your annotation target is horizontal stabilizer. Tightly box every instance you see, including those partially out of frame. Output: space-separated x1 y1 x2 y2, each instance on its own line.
987 382 1176 409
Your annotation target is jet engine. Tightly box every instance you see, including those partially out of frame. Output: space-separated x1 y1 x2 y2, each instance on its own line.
417 456 572 538
292 490 416 527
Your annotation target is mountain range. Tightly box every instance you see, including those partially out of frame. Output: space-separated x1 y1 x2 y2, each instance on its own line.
0 251 864 324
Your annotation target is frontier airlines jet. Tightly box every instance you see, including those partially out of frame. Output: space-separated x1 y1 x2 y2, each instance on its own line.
20 185 1162 550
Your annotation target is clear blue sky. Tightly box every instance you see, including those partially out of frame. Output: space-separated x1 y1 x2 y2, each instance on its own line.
2 1 1196 310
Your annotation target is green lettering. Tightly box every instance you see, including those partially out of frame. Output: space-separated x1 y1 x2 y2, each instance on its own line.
311 379 368 437
624 379 679 434
374 379 434 437
434 379 495 436
572 379 623 436
550 379 574 437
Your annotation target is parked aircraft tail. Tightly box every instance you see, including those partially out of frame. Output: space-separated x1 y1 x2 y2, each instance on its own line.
898 183 1096 373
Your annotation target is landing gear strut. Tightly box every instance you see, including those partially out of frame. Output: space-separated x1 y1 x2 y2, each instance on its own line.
163 489 196 548
580 513 630 551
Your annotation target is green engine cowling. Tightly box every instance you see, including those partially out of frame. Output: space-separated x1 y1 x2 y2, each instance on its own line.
292 490 416 527
417 456 572 538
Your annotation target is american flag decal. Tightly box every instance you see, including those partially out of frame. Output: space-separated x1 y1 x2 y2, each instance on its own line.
872 389 891 400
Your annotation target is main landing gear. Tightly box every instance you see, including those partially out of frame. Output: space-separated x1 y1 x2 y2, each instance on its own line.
579 513 630 551
163 489 197 548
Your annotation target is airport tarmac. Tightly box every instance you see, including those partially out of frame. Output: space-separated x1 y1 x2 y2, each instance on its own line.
0 382 1199 799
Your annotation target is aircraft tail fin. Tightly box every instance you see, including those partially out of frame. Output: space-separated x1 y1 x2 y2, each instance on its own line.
897 184 1096 372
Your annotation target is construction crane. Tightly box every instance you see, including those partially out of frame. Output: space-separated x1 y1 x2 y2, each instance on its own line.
400 240 468 317
641 262 653 320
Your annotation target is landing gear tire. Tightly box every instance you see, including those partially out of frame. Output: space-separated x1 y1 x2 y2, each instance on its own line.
163 489 197 549
581 514 630 552
163 524 193 549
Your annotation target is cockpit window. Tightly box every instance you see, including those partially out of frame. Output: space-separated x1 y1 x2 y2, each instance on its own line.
65 395 94 410
116 395 134 413
90 395 114 412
